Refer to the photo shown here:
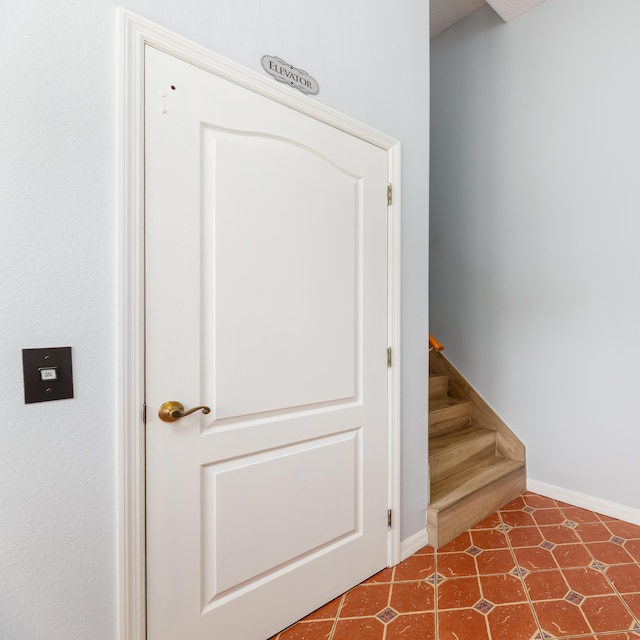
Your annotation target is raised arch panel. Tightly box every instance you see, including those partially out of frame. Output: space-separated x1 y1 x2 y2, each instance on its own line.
201 127 363 424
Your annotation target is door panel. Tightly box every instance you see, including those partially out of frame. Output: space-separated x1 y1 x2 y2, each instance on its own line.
145 44 389 640
202 127 361 420
202 429 359 602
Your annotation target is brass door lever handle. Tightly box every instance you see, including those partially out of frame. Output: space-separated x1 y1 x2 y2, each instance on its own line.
158 401 211 423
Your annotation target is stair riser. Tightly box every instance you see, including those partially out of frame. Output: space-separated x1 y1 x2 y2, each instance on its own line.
430 435 496 485
429 376 448 400
427 465 526 548
429 403 471 436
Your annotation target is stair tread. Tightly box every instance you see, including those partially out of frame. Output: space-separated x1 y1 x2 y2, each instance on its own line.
429 396 470 413
430 457 524 511
429 425 495 456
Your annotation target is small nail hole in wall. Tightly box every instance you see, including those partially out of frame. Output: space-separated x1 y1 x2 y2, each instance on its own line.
171 85 176 90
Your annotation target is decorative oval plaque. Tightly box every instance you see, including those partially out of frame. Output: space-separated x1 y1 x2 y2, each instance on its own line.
261 55 319 96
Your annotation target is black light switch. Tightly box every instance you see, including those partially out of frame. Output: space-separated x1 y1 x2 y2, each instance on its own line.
22 347 74 404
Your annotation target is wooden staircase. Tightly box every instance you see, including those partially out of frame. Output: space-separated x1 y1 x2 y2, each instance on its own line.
428 349 526 548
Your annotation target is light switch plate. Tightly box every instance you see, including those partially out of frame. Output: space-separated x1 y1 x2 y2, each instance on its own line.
22 347 74 404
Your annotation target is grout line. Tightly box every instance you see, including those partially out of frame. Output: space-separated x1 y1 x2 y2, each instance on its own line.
537 497 599 637
468 529 491 640
326 593 346 640
499 504 546 639
528 498 582 633
380 565 395 640
555 502 626 637
475 565 491 639
334 612 435 622
434 542 439 640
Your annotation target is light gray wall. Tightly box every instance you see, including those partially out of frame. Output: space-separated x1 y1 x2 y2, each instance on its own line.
0 1 428 638
431 1 640 508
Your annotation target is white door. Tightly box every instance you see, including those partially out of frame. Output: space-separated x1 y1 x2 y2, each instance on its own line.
145 45 390 640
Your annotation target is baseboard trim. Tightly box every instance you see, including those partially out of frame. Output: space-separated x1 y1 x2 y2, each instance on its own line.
527 479 640 526
399 528 429 561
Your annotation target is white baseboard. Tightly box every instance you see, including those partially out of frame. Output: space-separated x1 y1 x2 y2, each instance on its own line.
400 528 429 561
528 478 640 526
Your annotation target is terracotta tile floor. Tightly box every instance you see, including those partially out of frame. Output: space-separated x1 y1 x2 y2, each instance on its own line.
270 492 640 640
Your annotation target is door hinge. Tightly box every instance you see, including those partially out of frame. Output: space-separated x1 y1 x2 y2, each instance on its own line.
387 184 392 206
387 509 392 528
387 347 392 368
142 403 147 424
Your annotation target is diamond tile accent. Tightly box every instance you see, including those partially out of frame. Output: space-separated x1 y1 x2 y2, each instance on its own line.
511 567 529 578
376 607 398 623
473 598 494 615
523 506 536 513
565 590 585 606
496 523 512 532
611 535 626 546
465 546 482 557
563 520 577 529
539 540 556 551
426 573 446 585
591 560 607 572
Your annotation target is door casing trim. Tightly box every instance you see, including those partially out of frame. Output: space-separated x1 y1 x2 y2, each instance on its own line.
118 9 401 639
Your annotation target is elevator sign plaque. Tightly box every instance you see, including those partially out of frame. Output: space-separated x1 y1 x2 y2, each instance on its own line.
261 56 319 96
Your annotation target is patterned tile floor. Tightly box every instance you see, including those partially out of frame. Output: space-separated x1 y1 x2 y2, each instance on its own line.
269 492 640 640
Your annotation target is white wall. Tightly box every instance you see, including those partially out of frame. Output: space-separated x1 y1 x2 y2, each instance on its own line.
431 1 640 510
0 1 429 637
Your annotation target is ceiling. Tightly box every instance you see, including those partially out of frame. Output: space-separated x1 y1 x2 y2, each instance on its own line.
430 0 546 38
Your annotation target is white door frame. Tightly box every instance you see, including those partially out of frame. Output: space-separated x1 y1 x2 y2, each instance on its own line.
117 9 401 640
